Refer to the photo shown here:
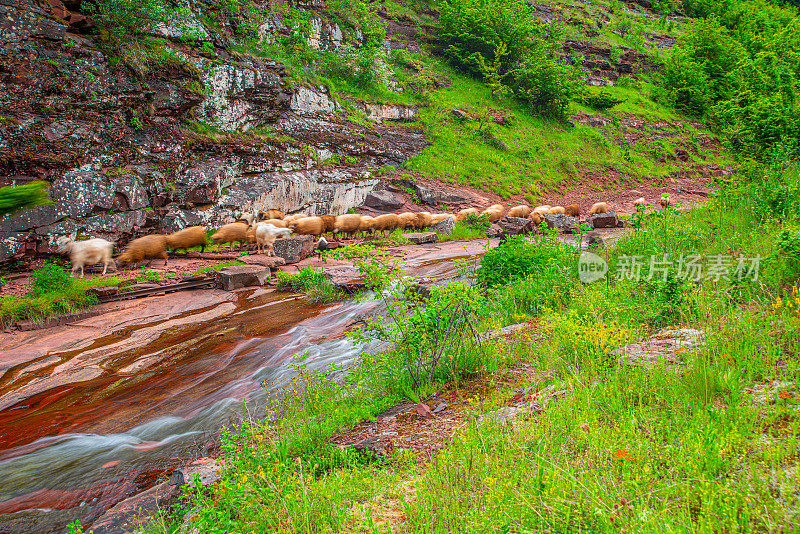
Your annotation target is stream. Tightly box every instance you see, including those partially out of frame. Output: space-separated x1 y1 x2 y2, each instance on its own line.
0 244 481 533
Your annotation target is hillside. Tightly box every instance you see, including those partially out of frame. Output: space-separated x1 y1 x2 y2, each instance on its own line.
1 0 732 262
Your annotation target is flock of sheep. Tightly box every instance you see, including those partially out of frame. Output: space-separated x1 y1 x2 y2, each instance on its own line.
54 195 665 277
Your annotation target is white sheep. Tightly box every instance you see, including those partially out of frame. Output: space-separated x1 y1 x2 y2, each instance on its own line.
254 222 291 255
56 235 116 277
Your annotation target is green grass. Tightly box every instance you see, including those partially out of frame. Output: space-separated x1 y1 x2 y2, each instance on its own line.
274 265 347 302
403 68 703 198
139 179 800 533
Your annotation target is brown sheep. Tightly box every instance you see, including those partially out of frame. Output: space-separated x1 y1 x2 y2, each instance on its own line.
589 202 609 215
373 213 400 235
265 218 288 228
333 214 362 238
165 226 207 253
284 213 307 225
532 205 551 216
530 212 543 226
290 216 325 237
320 214 336 234
564 204 580 217
633 197 647 209
431 213 453 224
456 208 480 221
660 195 671 209
359 215 376 236
507 205 531 218
211 222 250 250
117 234 168 268
398 212 417 229
415 212 433 228
549 206 566 215
482 205 504 222
259 209 284 220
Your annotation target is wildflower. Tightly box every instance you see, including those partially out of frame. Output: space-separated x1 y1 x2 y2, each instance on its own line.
779 391 793 400
612 448 634 464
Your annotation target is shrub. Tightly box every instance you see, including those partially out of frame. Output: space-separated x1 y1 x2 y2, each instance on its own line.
461 213 491 232
477 235 571 287
776 227 800 281
274 265 345 302
86 0 177 43
29 263 73 296
580 87 624 111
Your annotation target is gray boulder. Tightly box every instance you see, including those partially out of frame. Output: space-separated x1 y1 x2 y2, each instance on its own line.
214 265 269 290
272 236 314 264
543 213 579 234
431 215 456 235
589 212 619 229
406 232 438 244
498 216 533 235
363 189 405 211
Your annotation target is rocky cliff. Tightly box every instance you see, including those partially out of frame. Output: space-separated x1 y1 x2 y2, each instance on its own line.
0 0 427 261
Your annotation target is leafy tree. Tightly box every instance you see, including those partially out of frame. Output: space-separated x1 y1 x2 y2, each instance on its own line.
0 181 50 218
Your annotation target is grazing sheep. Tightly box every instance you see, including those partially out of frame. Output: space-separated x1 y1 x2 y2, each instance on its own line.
211 222 250 250
532 205 551 216
507 205 531 218
320 214 336 234
660 195 671 209
255 222 292 254
238 212 256 225
415 211 433 228
564 204 580 217
456 208 480 221
482 205 504 222
165 226 207 253
589 202 609 215
530 212 542 226
284 213 307 225
358 215 375 236
333 214 362 238
259 209 284 221
431 213 453 224
265 218 288 228
373 213 400 235
398 212 418 228
117 234 168 268
56 235 116 277
633 197 646 209
549 206 566 215
290 216 326 237
317 236 329 261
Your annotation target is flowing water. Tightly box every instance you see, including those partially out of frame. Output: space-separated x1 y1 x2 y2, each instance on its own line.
0 245 484 532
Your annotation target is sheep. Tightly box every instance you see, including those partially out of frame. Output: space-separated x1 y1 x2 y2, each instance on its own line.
530 212 542 226
259 209 284 221
373 213 400 235
117 234 168 268
238 212 256 225
549 206 566 215
564 204 580 217
415 211 433 229
358 215 375 236
290 216 325 237
660 195 671 209
398 212 418 229
56 235 115 277
284 213 307 225
265 218 288 228
211 222 250 250
532 205 551 216
633 197 647 210
333 214 362 238
320 214 337 234
507 205 531 218
165 226 207 254
431 213 453 224
482 205 504 222
589 202 609 215
456 208 480 221
254 222 292 255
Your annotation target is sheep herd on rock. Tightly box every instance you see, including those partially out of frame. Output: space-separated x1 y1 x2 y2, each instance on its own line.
54 196 664 277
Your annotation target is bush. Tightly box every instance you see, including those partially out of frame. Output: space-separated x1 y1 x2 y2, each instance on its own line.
87 0 178 43
477 235 571 287
29 264 73 296
776 227 800 281
580 88 624 111
274 265 345 302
